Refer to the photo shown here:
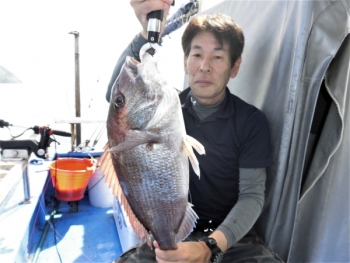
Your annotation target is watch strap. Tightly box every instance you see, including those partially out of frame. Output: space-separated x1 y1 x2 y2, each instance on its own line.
200 236 224 263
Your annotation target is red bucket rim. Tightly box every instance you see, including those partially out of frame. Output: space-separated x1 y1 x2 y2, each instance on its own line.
49 157 96 173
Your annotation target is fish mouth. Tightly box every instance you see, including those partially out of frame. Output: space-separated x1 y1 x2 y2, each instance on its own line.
126 56 139 69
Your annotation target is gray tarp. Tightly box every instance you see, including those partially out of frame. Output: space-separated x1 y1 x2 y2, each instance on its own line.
197 1 349 262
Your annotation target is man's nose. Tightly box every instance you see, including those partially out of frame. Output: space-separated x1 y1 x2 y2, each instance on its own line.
200 58 211 72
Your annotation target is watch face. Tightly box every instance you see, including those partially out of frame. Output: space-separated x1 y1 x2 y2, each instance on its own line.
200 237 223 263
200 237 224 263
208 238 216 245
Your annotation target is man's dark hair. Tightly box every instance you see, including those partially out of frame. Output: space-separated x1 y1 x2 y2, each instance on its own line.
181 13 245 68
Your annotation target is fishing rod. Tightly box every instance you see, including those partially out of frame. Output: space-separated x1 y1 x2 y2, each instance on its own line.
73 76 107 151
84 124 100 148
92 124 105 148
162 0 199 38
0 119 71 159
76 123 105 151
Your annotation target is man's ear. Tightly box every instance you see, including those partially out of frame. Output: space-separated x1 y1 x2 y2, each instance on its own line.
184 56 188 74
230 57 242 78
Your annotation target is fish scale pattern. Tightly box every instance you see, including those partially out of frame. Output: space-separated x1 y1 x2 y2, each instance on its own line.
100 54 201 250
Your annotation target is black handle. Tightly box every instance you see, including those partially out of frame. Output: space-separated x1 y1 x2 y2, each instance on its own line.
147 10 164 20
32 126 71 137
147 10 164 43
51 130 71 137
0 119 10 128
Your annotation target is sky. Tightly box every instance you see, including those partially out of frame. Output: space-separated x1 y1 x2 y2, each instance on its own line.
1 1 138 84
0 0 187 145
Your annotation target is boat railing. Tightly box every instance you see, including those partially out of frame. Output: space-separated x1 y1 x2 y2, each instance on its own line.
0 142 33 206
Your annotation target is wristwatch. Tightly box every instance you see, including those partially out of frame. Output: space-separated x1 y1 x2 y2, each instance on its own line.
199 236 224 263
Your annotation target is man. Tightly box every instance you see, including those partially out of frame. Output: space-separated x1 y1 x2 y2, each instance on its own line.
106 1 281 262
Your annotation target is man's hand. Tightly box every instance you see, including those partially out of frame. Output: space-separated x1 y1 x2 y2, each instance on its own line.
130 0 173 39
154 240 211 263
153 230 227 262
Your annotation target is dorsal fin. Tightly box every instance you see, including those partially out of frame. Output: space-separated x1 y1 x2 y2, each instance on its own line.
98 144 149 243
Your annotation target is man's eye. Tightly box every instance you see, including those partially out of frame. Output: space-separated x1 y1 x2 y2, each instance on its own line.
214 56 222 59
193 54 201 57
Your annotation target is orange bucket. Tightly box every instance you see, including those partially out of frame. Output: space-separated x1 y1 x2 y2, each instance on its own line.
49 157 96 201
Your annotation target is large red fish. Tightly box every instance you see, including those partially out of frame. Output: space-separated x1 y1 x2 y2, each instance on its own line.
99 49 205 250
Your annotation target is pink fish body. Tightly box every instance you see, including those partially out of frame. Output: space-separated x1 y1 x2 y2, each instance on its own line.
100 50 205 250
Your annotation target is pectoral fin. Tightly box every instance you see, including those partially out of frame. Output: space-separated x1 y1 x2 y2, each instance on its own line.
185 135 205 155
108 130 162 152
183 135 205 178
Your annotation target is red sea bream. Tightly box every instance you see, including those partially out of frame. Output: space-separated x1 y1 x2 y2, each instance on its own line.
99 48 205 250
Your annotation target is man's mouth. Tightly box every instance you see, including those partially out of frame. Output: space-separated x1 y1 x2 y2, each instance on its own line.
195 80 212 85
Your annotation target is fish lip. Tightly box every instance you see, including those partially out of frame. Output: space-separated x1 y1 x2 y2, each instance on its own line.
126 56 139 70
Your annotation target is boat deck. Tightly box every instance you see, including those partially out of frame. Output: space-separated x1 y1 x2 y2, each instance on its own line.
29 192 122 262
0 152 124 263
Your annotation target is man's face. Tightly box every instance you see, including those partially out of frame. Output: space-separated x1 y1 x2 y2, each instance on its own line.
184 31 241 104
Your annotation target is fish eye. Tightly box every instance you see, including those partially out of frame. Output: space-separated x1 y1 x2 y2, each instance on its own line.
114 94 125 108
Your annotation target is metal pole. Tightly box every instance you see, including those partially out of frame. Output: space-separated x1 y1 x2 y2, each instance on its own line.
70 123 76 151
69 31 81 147
22 162 31 203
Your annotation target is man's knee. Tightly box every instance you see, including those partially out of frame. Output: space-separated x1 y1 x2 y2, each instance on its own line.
114 243 156 263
